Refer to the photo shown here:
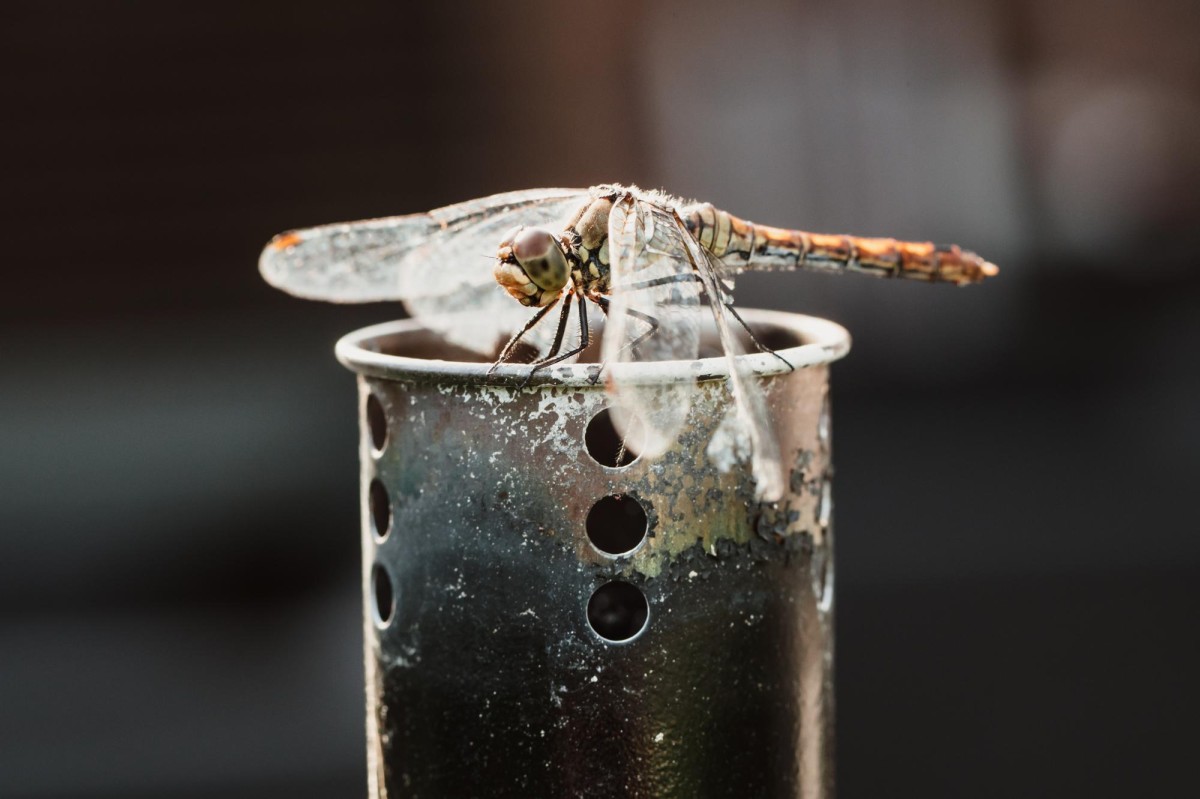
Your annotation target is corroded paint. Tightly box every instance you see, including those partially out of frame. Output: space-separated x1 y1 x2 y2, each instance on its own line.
389 365 830 580
342 311 845 799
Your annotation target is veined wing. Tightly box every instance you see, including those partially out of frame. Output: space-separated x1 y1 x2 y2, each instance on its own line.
677 210 786 502
259 188 589 353
260 188 587 301
602 197 703 460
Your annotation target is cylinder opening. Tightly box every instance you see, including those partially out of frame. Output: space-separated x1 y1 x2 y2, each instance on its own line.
587 581 649 643
372 563 395 627
336 310 848 386
585 494 648 556
369 478 392 541
366 392 388 453
584 408 642 468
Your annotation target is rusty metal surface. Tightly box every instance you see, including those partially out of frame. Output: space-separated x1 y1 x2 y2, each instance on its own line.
338 309 849 798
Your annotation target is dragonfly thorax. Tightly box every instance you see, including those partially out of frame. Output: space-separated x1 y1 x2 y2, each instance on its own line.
495 226 571 307
563 196 614 298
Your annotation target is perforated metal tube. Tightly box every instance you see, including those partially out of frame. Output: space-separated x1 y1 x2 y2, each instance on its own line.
337 309 849 798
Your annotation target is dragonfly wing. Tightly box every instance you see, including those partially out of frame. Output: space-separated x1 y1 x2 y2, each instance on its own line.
259 188 589 353
603 199 703 459
680 220 785 502
398 191 590 354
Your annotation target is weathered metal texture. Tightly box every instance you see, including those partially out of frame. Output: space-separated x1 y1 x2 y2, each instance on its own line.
337 309 850 799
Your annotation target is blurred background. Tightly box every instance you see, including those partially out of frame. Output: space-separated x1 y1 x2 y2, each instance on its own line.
2 1 1197 796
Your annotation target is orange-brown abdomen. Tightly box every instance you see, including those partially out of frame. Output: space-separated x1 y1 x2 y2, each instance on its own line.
684 204 997 286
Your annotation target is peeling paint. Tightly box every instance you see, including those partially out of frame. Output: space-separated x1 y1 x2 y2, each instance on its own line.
342 312 846 798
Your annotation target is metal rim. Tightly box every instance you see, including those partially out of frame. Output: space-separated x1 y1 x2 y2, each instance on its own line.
336 308 851 386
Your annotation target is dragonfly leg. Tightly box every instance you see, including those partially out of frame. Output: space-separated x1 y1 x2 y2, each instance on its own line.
538 291 575 362
521 293 591 386
488 298 560 376
621 272 703 292
720 302 794 371
625 271 737 296
622 306 661 355
587 295 659 385
594 295 661 356
620 274 792 370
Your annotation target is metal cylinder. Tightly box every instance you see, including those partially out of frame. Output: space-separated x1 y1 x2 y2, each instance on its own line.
337 309 850 798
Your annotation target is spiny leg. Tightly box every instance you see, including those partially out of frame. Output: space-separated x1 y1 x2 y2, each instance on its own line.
537 291 575 363
588 295 661 386
595 295 660 355
720 302 793 371
621 272 704 292
522 293 592 386
534 296 589 369
488 298 559 376
622 272 792 370
614 437 629 467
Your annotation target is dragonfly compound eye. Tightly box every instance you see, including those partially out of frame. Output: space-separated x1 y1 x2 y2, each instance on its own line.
495 226 570 306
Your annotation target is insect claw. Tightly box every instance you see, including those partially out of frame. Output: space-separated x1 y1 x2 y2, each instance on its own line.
518 367 539 390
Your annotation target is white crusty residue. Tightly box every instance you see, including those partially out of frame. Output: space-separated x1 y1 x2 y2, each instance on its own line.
705 405 751 473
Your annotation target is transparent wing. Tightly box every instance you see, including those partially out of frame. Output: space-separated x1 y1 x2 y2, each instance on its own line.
602 198 703 459
259 188 589 353
682 222 785 502
399 191 590 354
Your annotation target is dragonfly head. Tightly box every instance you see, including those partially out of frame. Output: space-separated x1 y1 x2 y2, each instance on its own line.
495 226 570 307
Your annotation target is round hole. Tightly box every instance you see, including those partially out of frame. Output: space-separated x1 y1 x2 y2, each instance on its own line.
586 494 648 556
369 478 391 540
587 581 649 643
372 563 395 626
585 408 642 468
366 393 388 453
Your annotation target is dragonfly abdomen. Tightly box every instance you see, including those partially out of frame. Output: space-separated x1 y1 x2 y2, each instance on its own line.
684 204 996 286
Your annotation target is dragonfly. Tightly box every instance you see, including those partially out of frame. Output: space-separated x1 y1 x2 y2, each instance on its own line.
260 184 997 502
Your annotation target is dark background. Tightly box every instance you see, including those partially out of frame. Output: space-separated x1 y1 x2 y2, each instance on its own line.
2 1 1198 796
